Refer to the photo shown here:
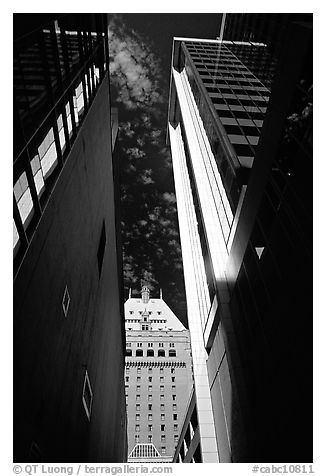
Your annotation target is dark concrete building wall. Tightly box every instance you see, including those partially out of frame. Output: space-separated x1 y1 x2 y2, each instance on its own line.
14 76 127 462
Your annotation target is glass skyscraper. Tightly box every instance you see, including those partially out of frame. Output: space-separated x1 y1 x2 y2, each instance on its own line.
168 14 312 462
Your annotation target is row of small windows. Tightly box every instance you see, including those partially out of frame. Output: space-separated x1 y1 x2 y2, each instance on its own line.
125 385 176 402
126 349 176 357
126 392 176 401
126 367 177 373
126 342 174 347
134 432 178 445
134 410 178 421
126 376 176 383
134 414 178 428
126 375 175 383
132 399 177 412
126 385 177 393
129 310 162 314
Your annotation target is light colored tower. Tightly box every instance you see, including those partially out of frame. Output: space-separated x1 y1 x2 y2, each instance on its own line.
124 284 193 462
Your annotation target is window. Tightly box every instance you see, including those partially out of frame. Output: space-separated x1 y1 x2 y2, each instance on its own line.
148 343 153 347
147 349 154 357
161 424 165 431
159 343 164 347
174 424 178 431
160 385 164 392
160 367 164 374
148 424 153 432
136 349 143 357
126 343 131 347
161 446 166 455
135 435 139 443
29 154 45 199
148 395 152 401
160 404 165 411
148 367 152 373
158 349 165 357
14 172 34 234
174 435 179 443
148 376 152 382
65 101 73 137
136 385 140 392
148 385 152 392
62 285 70 317
137 367 141 374
37 128 58 180
148 404 152 411
169 343 175 347
148 435 152 443
172 385 176 391
137 343 142 347
142 325 149 330
160 394 164 401
125 376 129 382
126 349 132 357
173 414 178 421
97 221 106 277
135 425 140 432
161 414 165 421
137 376 141 382
169 350 176 357
161 435 166 443
172 394 176 401
125 385 129 392
136 414 140 421
136 395 140 401
82 370 93 421
172 377 175 383
173 404 177 411
171 368 175 374
136 404 140 411
148 414 153 421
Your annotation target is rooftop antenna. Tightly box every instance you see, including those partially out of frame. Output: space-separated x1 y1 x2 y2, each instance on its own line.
129 288 131 299
160 288 163 299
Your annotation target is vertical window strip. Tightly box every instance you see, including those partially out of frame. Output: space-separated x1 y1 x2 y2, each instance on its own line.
57 114 66 152
13 219 20 253
14 172 34 230
38 128 58 180
65 101 73 137
73 96 79 125
31 154 45 198
75 82 84 117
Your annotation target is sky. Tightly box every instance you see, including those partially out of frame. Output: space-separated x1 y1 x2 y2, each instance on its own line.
108 14 222 326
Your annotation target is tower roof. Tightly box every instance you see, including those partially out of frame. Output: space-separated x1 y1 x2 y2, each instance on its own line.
124 287 186 331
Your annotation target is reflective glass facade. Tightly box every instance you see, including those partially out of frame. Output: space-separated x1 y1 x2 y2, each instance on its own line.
14 14 109 273
168 15 312 462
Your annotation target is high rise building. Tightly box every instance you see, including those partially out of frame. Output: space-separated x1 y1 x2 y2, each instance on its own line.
167 14 312 462
124 285 193 462
13 14 127 462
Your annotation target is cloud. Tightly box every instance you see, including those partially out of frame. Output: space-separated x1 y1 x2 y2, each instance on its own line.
162 192 176 204
109 16 164 110
119 121 135 138
138 169 155 185
125 147 146 159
